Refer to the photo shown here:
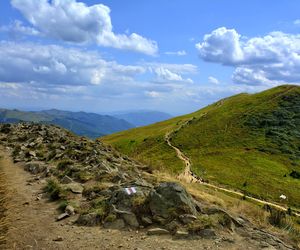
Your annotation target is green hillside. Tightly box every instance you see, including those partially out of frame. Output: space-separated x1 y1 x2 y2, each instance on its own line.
102 85 300 208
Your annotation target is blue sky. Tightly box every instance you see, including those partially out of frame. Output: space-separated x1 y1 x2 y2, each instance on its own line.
1 0 300 115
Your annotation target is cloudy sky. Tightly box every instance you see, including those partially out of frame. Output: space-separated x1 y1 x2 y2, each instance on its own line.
1 0 300 115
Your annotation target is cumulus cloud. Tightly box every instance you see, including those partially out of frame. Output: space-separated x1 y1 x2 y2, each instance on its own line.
196 27 243 64
0 41 145 87
0 20 40 38
146 63 196 84
196 27 300 85
208 76 219 85
0 41 202 107
165 50 187 56
10 0 158 55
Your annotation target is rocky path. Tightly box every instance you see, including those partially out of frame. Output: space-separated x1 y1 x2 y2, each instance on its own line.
165 120 300 218
3 148 289 250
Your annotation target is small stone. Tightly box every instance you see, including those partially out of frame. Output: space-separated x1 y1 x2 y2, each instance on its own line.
53 236 63 242
65 183 83 194
174 230 189 239
29 151 36 157
65 205 75 215
61 175 73 184
141 216 153 226
179 214 197 224
56 213 70 221
147 228 170 236
199 229 216 239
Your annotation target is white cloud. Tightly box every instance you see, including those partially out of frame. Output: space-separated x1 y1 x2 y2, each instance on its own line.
196 27 300 85
0 41 145 87
208 76 219 85
165 50 187 56
147 63 196 84
154 67 184 82
145 90 161 98
196 27 243 65
0 20 40 37
10 0 158 55
294 19 300 26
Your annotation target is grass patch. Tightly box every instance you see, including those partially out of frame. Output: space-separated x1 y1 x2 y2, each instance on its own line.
44 179 64 201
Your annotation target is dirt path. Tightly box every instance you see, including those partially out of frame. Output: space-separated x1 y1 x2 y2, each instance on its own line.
165 121 300 217
1 148 274 250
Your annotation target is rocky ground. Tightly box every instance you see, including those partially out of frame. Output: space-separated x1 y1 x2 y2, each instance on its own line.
0 123 298 249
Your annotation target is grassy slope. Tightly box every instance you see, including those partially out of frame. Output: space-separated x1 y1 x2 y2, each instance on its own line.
102 85 300 208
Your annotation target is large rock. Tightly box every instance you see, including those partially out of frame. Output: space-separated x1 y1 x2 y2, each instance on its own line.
76 213 101 226
148 182 197 220
104 219 125 229
109 186 148 212
64 183 83 194
122 213 139 228
24 161 47 174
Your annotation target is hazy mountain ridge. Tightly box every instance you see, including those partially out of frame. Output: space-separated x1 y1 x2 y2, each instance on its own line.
0 108 134 138
114 111 172 127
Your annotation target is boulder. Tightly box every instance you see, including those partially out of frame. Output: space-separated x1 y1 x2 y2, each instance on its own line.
122 213 139 228
109 187 147 212
76 213 101 226
64 183 83 194
104 219 125 229
24 161 47 174
148 182 197 220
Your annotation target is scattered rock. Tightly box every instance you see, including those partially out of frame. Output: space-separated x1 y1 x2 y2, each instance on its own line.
147 228 170 236
53 236 63 242
122 213 139 228
174 230 190 239
24 161 47 174
28 151 36 157
141 216 153 226
76 213 101 226
179 214 197 224
56 212 70 221
104 219 126 230
65 183 83 194
199 229 217 239
60 175 73 184
65 205 75 215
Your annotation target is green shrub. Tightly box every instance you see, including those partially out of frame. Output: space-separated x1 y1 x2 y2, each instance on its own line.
58 200 69 212
57 159 73 170
44 179 63 201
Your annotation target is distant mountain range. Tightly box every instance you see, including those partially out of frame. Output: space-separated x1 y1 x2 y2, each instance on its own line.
0 109 173 138
113 111 172 127
0 109 133 138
